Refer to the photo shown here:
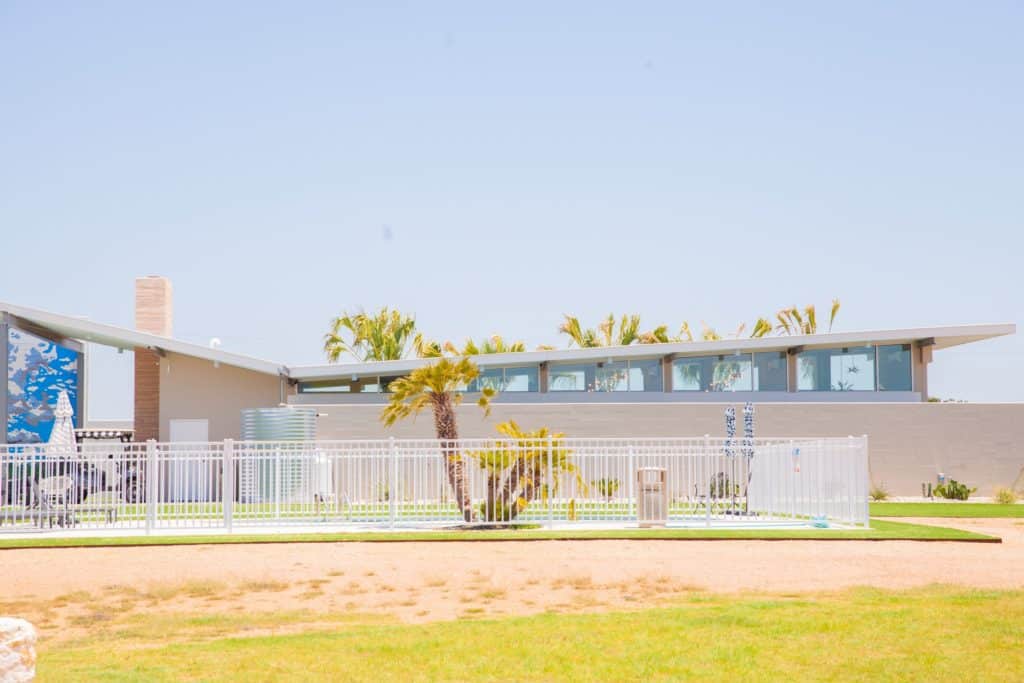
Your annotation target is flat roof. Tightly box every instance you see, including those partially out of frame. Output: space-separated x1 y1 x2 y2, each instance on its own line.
293 322 1015 380
0 301 1014 380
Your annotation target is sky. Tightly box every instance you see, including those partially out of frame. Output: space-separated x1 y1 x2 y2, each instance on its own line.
1 1 1021 418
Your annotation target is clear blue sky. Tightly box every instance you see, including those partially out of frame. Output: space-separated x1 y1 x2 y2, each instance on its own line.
2 2 1021 418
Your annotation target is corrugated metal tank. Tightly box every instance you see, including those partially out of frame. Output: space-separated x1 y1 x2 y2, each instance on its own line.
241 407 317 441
239 407 319 504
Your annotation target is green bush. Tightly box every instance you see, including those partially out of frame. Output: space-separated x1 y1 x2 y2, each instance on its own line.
870 484 890 501
994 487 1018 505
934 479 976 501
592 478 621 501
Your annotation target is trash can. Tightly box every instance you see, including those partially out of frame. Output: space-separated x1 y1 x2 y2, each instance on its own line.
637 467 668 527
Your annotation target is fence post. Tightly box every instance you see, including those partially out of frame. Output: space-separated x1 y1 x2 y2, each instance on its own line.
704 434 711 528
388 437 397 529
547 435 554 528
145 439 157 534
223 439 234 533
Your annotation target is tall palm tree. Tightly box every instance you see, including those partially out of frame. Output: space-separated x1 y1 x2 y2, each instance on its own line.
637 325 671 344
381 357 495 522
323 308 418 362
559 314 643 348
443 335 528 356
774 299 841 335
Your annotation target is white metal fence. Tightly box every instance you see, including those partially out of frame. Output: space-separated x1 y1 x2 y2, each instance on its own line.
0 436 869 534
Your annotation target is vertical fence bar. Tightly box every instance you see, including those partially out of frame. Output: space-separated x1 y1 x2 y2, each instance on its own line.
627 446 635 523
546 435 554 528
223 439 234 532
388 437 397 529
145 439 157 534
703 434 711 528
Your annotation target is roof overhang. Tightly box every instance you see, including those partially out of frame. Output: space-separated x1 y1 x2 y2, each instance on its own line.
0 300 1013 382
288 322 1016 381
0 301 287 376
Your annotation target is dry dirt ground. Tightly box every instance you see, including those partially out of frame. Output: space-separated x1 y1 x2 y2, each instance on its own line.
3 519 1023 645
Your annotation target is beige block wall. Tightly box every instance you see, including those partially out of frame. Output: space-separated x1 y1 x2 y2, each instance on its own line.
307 401 1024 496
135 276 173 335
158 352 286 442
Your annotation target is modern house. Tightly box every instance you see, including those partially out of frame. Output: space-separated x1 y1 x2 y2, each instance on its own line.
2 276 1020 494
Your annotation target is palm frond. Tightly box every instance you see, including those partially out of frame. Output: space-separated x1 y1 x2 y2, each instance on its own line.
804 305 817 334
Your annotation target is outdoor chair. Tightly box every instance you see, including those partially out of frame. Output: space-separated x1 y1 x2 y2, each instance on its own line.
35 475 74 528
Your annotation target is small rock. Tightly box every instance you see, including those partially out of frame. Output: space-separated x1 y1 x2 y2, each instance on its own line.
0 618 36 682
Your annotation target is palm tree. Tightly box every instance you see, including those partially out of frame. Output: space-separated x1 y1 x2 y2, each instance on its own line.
750 317 773 338
443 335 527 356
381 357 495 522
559 314 643 348
774 299 841 336
324 308 418 362
637 325 670 344
465 421 579 522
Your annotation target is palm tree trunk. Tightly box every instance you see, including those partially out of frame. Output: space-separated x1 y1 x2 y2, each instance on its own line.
497 459 543 522
431 394 475 522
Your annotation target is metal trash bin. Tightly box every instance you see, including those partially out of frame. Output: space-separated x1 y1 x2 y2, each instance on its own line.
637 467 668 527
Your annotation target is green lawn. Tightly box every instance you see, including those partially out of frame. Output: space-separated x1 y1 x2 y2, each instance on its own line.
871 502 1024 518
0 519 996 550
39 586 1024 681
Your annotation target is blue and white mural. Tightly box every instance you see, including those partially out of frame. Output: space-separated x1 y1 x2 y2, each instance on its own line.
6 328 80 443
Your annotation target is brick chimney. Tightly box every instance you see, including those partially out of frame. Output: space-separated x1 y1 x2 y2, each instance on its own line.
134 276 173 441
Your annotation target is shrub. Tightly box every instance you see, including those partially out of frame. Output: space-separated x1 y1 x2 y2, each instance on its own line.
592 478 621 501
994 487 1018 505
709 472 739 500
465 421 580 522
870 484 890 501
934 479 976 501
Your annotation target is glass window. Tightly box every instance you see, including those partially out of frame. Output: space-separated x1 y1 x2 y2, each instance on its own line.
467 368 505 393
595 362 629 392
877 344 912 391
797 347 876 391
548 364 593 392
711 355 752 391
672 358 704 391
627 358 663 392
548 360 656 392
672 355 752 391
299 378 381 393
753 352 788 391
503 366 539 392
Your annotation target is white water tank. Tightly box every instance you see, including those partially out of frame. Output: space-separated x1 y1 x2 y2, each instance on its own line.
241 407 317 441
239 408 319 504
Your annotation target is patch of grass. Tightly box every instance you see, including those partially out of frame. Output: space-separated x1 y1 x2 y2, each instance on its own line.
871 502 1024 518
0 519 997 549
38 587 1024 681
239 580 290 593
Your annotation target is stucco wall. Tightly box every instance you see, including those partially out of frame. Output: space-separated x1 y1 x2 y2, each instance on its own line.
158 352 286 442
304 401 1024 497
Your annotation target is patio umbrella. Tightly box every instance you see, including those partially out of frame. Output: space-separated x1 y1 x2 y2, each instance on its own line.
724 406 736 457
742 402 755 512
741 402 754 459
46 391 78 459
